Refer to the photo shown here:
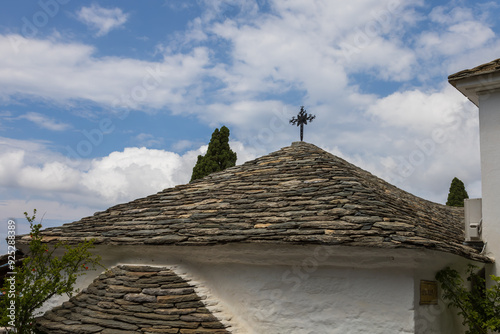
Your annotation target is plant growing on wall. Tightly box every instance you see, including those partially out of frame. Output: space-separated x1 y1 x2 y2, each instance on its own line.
0 210 103 334
436 265 500 334
190 125 237 182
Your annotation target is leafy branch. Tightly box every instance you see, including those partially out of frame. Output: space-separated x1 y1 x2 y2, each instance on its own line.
0 210 104 334
436 265 500 334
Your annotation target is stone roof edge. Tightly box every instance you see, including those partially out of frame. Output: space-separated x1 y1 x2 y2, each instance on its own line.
248 142 446 209
290 143 464 213
296 143 446 207
448 58 500 81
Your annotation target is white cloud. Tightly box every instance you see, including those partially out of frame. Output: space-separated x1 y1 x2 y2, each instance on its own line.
0 198 97 250
0 150 24 186
340 37 417 81
366 85 470 133
172 139 197 152
79 141 258 204
1 0 497 215
0 137 259 214
209 6 353 99
19 112 71 131
0 142 194 248
0 35 211 111
19 161 81 192
76 4 129 37
230 140 259 165
0 199 93 226
81 147 194 203
429 6 474 25
3 0 484 136
417 21 495 58
202 100 286 127
361 83 482 203
134 133 164 148
378 126 481 204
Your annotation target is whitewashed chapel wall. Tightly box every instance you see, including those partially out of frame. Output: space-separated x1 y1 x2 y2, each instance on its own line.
42 244 475 333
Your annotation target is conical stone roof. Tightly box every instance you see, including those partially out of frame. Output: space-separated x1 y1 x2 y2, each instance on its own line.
20 142 490 262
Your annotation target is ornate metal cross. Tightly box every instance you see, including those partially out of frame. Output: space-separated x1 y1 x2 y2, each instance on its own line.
290 106 315 141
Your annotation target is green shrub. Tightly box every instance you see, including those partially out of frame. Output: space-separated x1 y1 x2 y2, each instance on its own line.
0 210 103 333
436 265 500 334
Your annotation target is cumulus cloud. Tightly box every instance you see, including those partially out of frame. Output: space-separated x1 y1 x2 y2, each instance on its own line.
0 137 259 225
366 85 470 133
76 4 129 37
81 147 195 203
19 161 81 192
77 141 258 203
0 146 191 205
0 134 257 250
362 83 481 202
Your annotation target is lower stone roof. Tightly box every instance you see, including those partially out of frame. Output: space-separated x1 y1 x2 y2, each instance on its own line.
19 142 491 262
36 265 230 334
448 58 500 81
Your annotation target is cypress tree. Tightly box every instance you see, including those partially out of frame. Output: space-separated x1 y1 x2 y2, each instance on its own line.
190 126 237 182
446 177 469 207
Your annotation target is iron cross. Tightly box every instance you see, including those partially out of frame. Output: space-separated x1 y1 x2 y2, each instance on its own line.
290 106 315 141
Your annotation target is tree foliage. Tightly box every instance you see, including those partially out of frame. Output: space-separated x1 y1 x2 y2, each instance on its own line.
446 177 469 207
436 265 500 334
0 210 103 333
190 126 237 182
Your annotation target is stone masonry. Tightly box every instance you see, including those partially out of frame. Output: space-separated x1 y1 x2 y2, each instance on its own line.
36 265 230 334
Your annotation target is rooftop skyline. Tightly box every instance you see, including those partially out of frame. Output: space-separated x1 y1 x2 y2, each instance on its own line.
1 0 500 245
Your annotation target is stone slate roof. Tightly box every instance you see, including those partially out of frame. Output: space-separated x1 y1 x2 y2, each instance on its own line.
448 58 500 81
36 265 230 334
21 142 490 262
448 58 500 106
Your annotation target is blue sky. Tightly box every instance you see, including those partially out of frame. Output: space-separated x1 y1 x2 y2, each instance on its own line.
1 0 500 246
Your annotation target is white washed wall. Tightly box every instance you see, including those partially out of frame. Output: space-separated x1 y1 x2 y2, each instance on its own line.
478 90 500 278
39 244 474 333
184 263 414 334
